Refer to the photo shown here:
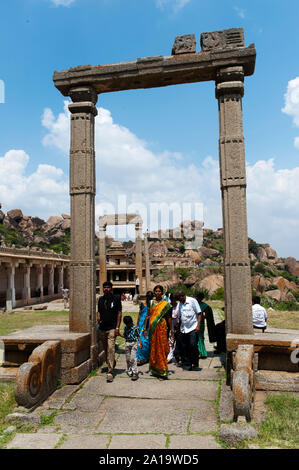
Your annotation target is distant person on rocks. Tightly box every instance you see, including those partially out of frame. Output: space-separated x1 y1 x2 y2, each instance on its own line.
119 315 142 381
252 296 267 332
97 281 122 383
177 291 201 371
136 290 154 366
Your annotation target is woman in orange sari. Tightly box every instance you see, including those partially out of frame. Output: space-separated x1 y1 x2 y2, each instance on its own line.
148 285 173 380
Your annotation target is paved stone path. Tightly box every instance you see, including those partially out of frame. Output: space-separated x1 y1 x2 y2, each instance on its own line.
6 306 226 449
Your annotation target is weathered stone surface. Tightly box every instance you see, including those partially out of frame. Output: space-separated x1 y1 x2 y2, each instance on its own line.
219 379 234 422
255 370 299 392
172 34 196 55
61 348 90 369
64 392 105 411
59 434 109 449
285 257 299 276
109 434 166 449
97 398 195 434
54 409 105 428
5 412 41 425
3 425 16 434
198 274 224 294
201 28 245 52
189 401 218 432
6 432 62 449
197 246 219 258
7 209 23 223
61 358 92 385
219 423 258 446
14 340 61 408
168 435 221 449
41 384 80 409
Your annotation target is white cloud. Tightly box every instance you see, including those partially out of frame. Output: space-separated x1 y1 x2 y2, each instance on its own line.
234 6 246 18
41 102 299 258
155 0 191 12
282 76 299 148
0 149 68 219
49 0 75 6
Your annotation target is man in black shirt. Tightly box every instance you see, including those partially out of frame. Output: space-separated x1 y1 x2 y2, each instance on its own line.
98 281 122 382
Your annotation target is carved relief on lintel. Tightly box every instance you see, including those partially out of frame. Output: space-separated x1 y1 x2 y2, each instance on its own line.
201 28 245 52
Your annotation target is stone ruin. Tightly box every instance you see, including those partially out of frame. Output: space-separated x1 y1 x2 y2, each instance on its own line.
0 28 297 415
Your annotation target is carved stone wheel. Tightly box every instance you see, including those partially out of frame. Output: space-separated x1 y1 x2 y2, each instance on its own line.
14 362 42 407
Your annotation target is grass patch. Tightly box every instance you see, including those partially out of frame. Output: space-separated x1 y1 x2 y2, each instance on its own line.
267 309 299 330
0 382 17 448
0 310 69 336
257 393 299 448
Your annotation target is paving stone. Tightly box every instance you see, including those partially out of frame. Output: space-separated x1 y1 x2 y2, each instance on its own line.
109 434 166 449
219 424 258 446
219 379 234 422
84 375 218 401
168 435 221 449
59 434 109 449
63 391 105 411
5 412 41 426
6 433 62 449
97 398 199 434
189 401 218 432
42 385 80 409
54 409 106 429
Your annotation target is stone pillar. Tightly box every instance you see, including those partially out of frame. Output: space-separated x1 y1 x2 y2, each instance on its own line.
36 265 44 299
58 265 64 292
48 265 54 296
216 66 253 335
99 226 107 295
68 85 98 364
135 222 143 296
22 265 31 305
144 232 151 291
6 264 16 309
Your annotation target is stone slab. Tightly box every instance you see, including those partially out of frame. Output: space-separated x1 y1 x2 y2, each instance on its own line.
54 409 106 429
40 384 80 410
226 332 299 352
0 325 90 353
83 375 218 401
109 434 166 449
61 358 92 385
96 398 203 434
255 370 299 392
168 435 221 449
59 434 109 449
189 401 218 432
63 392 105 411
219 424 258 446
6 432 62 449
61 348 90 368
0 366 18 382
219 379 234 422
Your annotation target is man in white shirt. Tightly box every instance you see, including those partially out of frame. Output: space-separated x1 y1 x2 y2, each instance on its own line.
252 296 267 332
177 291 202 370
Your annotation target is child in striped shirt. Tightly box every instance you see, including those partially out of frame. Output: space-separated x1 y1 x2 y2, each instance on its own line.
120 316 142 381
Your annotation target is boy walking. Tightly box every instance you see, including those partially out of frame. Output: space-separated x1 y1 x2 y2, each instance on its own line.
120 316 142 381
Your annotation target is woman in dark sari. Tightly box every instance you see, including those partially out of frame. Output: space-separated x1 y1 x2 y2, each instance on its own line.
136 290 154 366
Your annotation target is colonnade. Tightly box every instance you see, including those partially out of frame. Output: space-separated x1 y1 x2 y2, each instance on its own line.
0 249 69 309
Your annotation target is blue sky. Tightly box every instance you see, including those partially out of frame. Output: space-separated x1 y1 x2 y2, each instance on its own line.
1 0 299 258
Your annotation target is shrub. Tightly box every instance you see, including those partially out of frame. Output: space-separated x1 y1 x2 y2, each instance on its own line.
210 287 225 301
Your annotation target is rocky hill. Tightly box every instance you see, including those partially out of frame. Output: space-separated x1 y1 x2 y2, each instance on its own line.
1 207 298 306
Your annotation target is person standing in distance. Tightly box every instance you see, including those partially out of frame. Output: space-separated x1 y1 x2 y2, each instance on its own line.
97 281 122 383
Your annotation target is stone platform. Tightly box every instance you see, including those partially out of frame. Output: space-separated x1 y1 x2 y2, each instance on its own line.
0 325 91 385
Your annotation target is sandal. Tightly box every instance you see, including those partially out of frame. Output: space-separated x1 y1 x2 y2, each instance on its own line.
131 374 138 381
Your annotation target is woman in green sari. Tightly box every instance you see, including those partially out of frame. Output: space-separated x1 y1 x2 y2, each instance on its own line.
195 292 208 358
148 285 173 380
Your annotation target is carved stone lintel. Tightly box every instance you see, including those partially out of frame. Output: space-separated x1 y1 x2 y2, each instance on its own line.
14 341 61 408
201 28 245 52
172 34 196 55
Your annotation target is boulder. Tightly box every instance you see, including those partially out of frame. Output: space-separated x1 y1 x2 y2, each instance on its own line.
265 289 282 301
184 274 198 286
61 218 71 231
219 424 257 446
149 241 169 258
285 257 299 277
257 246 268 261
198 274 224 294
46 216 63 226
251 275 271 294
197 246 219 258
184 250 201 263
0 210 5 224
265 245 278 262
61 213 70 219
7 209 23 223
31 216 45 227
